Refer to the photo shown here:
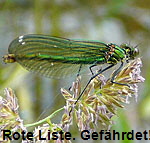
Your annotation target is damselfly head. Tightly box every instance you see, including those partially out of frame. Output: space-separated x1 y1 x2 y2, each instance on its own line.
3 54 16 63
121 44 139 60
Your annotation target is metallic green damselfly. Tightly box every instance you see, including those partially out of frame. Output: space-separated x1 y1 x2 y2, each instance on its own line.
3 34 139 104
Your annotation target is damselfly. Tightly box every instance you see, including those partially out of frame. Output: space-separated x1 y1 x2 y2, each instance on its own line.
3 34 139 104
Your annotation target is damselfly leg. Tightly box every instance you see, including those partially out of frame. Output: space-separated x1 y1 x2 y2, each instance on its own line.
74 63 115 105
68 64 82 91
73 61 129 106
110 61 130 87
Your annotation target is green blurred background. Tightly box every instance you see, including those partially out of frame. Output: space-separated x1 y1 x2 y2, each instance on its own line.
0 0 149 143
